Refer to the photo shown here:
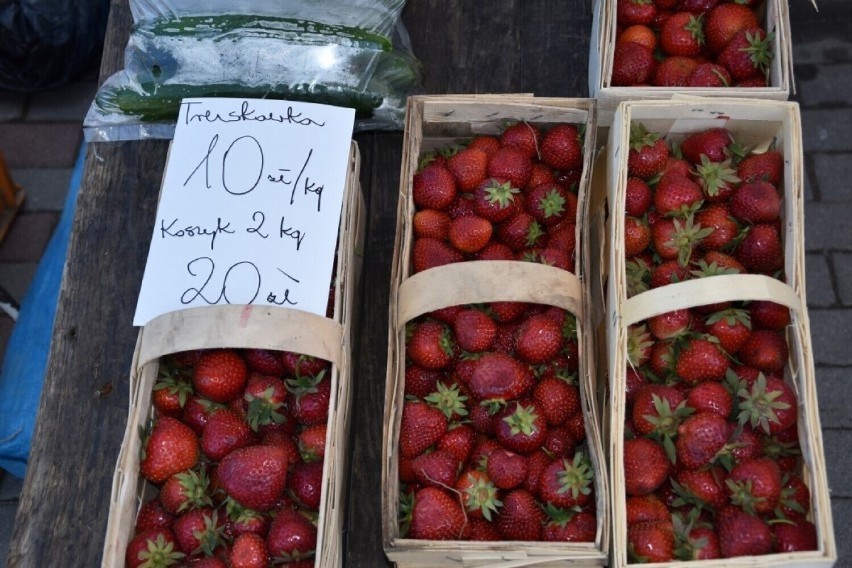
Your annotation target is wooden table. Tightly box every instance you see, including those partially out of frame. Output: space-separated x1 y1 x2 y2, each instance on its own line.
6 1 593 566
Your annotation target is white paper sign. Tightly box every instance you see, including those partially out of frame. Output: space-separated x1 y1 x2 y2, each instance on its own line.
133 98 355 326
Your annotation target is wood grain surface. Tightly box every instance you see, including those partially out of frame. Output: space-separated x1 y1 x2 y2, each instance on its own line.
6 1 592 566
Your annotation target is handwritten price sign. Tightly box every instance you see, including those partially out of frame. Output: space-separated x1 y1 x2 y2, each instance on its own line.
133 98 355 326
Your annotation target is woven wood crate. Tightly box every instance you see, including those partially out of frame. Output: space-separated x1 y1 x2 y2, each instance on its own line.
588 0 795 126
100 142 365 567
602 99 835 567
381 95 610 567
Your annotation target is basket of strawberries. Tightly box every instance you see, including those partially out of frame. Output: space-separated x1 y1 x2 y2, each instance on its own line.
102 143 364 568
588 0 797 125
601 98 836 566
381 95 610 567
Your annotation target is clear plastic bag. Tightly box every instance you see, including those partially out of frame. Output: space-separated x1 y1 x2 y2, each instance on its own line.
84 0 421 141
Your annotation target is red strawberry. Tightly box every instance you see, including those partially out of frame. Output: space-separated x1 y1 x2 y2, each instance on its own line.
618 0 657 25
716 505 773 557
778 472 811 519
297 423 327 462
654 172 703 216
727 457 782 514
677 0 719 14
674 467 728 509
695 203 739 250
500 121 541 159
125 529 184 568
625 177 653 216
399 400 448 458
446 193 477 219
626 324 654 368
487 449 528 489
476 241 515 260
287 460 324 510
243 375 288 432
773 517 818 552
623 438 670 496
453 308 497 353
736 223 783 273
495 401 549 454
704 3 759 54
496 489 546 541
280 352 329 379
738 329 788 373
407 320 454 370
533 376 581 426
413 209 451 240
680 127 734 164
413 163 457 210
676 412 728 469
631 384 688 437
181 395 223 435
229 532 269 568
686 380 732 418
706 308 752 354
737 374 797 434
437 423 476 463
655 55 701 86
244 349 285 376
625 216 651 257
730 180 782 224
491 300 529 323
515 313 563 364
528 162 557 189
628 520 675 563
738 149 783 186
141 417 200 484
676 521 722 560
626 493 670 525
226 502 270 537
173 507 223 556
193 349 248 404
454 469 501 521
717 27 773 81
468 352 534 401
611 41 656 86
135 499 176 532
472 177 521 223
409 487 469 540
497 211 545 251
411 449 461 489
468 135 502 158
218 445 289 511
749 300 790 330
687 62 731 86
266 508 317 561
152 367 193 418
543 508 596 542
628 123 670 179
676 337 729 384
648 309 692 340
468 518 502 541
160 469 212 515
412 236 465 273
540 124 583 171
448 147 488 192
488 147 532 188
526 182 573 227
659 12 704 57
448 215 493 253
286 371 331 426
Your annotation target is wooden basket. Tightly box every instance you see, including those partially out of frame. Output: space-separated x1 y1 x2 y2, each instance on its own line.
588 0 795 126
381 95 610 567
100 142 365 568
602 99 836 567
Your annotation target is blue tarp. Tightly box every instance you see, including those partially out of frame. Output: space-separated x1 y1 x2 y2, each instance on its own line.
0 143 85 478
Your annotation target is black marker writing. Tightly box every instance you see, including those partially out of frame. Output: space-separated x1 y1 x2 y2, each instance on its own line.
184 134 218 188
222 135 263 195
279 218 305 250
182 100 326 128
180 257 261 306
246 211 268 238
160 217 235 250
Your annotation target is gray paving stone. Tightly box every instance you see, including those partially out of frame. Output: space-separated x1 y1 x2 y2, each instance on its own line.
832 498 852 568
809 308 852 366
0 263 38 305
824 429 852 499
793 37 852 66
806 253 837 307
816 366 852 430
811 153 852 202
9 168 72 213
0 501 17 568
0 123 82 168
796 63 852 108
801 109 852 153
832 252 852 306
805 202 852 251
0 213 57 263
0 92 25 123
26 81 97 122
0 473 22 501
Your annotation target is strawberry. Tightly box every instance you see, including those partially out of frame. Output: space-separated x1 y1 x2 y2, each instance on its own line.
286 371 331 426
674 517 722 560
695 155 740 203
704 3 759 54
730 180 782 225
611 41 656 86
468 135 501 158
488 146 532 188
468 352 534 401
218 445 289 511
448 147 488 192
659 12 704 57
468 518 502 541
773 517 818 552
648 339 678 377
623 438 670 496
266 508 317 562
676 337 729 384
496 489 546 541
676 412 728 469
454 469 501 521
487 449 528 490
737 149 783 186
543 507 596 542
244 349 285 376
226 501 269 537
229 532 269 568
500 121 541 160
526 182 574 227
619 23 657 50
297 423 327 462
698 251 745 275
490 300 529 323
726 457 782 514
428 304 464 326
125 529 184 568
706 307 752 355
280 352 329 379
737 374 797 434
412 163 457 210
749 300 790 330
515 313 563 364
412 236 465 273
653 172 703 216
628 123 669 179
625 177 653 216
181 395 223 435
687 62 732 86
716 505 773 557
735 223 783 273
446 193 477 219
654 55 700 86
399 400 448 458
625 216 651 257
407 320 455 370
674 466 728 509
411 449 461 489
680 127 734 164
153 367 193 418
495 401 549 454
626 493 670 525
287 460 324 510
540 124 583 171
631 384 690 438
648 309 692 340
160 469 212 515
652 215 713 266
628 520 675 563
533 376 580 426
717 27 773 81
677 0 719 14
409 486 469 540
193 349 248 404
243 375 288 433
453 308 496 352
413 208 451 240
141 417 200 484
135 499 176 532
472 177 521 223
686 380 732 418
475 241 515 260
695 203 739 250
497 211 545 251
173 507 223 556
527 162 557 189
778 472 811 519
448 214 492 253
437 423 477 464
618 0 657 25
738 329 788 373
